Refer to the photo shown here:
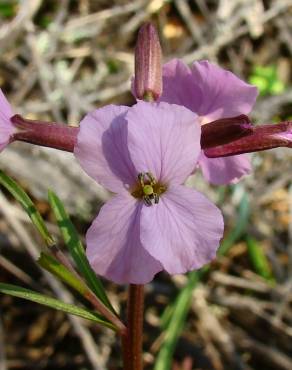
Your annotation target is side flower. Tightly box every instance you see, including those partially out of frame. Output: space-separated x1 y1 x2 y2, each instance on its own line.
0 89 15 152
74 101 224 284
160 59 259 185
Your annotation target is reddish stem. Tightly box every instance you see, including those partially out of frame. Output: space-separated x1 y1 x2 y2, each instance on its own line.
122 284 144 370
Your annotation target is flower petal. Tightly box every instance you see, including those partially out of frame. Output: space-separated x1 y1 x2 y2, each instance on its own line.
86 194 162 284
127 101 200 184
199 152 251 185
74 105 137 193
140 185 224 274
161 59 258 122
0 89 14 152
160 59 199 110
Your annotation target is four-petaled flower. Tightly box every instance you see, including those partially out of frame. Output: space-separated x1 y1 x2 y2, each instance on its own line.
74 101 224 284
0 89 15 152
160 59 258 184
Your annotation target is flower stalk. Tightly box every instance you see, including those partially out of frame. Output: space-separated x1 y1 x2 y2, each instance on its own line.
122 284 144 370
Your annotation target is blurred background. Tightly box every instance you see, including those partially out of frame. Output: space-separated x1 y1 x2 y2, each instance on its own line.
0 0 292 369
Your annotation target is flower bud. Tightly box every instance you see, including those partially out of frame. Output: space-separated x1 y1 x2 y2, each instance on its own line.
201 115 253 149
134 23 162 101
11 114 78 152
204 121 292 158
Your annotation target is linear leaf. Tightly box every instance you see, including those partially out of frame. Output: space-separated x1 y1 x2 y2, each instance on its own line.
154 271 204 370
48 190 114 312
0 170 54 246
246 236 274 282
0 283 116 330
38 253 89 295
155 188 250 370
218 191 250 256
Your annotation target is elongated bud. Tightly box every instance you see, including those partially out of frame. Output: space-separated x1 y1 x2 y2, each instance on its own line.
201 115 253 149
204 121 292 158
11 114 79 152
134 23 162 101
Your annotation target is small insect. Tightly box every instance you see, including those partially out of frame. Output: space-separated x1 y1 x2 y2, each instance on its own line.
138 172 159 206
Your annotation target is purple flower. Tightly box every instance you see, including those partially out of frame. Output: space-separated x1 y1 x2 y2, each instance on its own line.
160 59 258 185
0 89 15 152
74 101 223 284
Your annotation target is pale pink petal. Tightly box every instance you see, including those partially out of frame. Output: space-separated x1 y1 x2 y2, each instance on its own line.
74 105 137 193
127 101 200 184
86 194 162 284
190 60 258 121
0 89 14 152
199 152 251 185
160 59 199 110
140 185 224 274
161 59 258 122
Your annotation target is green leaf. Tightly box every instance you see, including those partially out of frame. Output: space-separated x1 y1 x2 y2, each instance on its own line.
38 253 89 295
218 191 250 256
0 283 116 330
48 190 114 312
246 236 274 282
154 270 204 370
0 170 54 247
0 1 17 18
249 64 285 96
155 188 251 370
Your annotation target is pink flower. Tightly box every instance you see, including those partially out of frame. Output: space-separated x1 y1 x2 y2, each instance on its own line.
160 59 258 185
74 101 223 284
0 89 15 152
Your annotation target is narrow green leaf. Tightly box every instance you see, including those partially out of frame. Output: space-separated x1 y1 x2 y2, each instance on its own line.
246 236 274 282
38 253 89 295
155 189 251 370
48 190 114 312
218 191 250 256
0 283 116 330
0 170 54 246
160 302 175 330
154 270 204 370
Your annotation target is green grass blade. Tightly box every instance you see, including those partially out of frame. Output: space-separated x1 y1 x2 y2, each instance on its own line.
0 283 116 330
155 189 250 370
154 270 204 370
48 190 114 312
0 170 54 247
246 236 274 282
218 191 250 256
38 253 89 295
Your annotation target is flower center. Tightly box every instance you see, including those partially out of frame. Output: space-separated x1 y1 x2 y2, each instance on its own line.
131 172 167 206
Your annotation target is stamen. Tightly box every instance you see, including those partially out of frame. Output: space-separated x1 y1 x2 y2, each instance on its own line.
136 172 162 206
